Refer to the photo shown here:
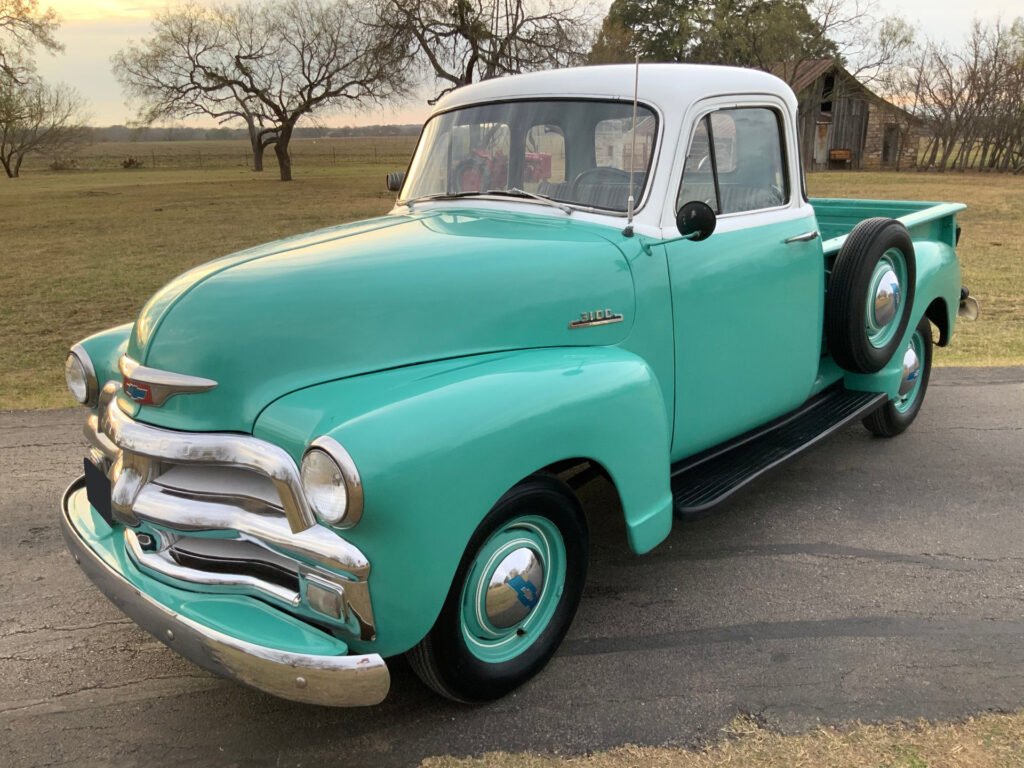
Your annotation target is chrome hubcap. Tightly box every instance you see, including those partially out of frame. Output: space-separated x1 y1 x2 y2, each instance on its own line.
899 342 921 397
872 268 901 328
484 546 545 629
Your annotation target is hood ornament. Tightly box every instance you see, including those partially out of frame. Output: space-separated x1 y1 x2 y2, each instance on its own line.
119 355 218 407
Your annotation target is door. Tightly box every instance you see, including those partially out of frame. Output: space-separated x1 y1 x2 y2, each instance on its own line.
666 105 824 459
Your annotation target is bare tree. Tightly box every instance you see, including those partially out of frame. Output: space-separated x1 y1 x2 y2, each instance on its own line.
874 17 1024 174
113 0 409 181
379 0 597 103
0 76 86 177
113 4 278 171
0 0 61 83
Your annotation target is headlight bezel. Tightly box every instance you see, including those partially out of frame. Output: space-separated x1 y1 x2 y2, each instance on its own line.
65 344 99 407
300 436 364 528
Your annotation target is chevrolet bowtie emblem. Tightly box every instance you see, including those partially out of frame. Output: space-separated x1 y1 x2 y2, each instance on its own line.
118 355 218 407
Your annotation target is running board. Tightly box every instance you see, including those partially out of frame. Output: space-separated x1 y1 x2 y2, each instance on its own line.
671 388 886 519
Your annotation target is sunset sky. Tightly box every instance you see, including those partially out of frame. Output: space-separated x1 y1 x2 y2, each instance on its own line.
33 0 1022 128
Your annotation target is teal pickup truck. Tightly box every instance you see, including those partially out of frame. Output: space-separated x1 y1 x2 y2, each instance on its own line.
61 64 975 706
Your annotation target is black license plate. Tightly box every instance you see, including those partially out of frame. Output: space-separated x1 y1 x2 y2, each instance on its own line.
84 458 114 526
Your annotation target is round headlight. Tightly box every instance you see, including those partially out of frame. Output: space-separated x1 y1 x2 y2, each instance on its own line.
300 437 364 527
301 448 349 524
65 350 95 405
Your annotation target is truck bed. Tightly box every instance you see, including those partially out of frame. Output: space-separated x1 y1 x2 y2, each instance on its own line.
811 199 966 255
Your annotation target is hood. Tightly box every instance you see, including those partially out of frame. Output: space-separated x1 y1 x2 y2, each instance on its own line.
125 209 636 432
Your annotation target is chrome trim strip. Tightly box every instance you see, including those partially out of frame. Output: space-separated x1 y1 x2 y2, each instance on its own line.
132 483 370 580
126 529 303 607
569 312 625 329
305 436 364 528
84 412 118 463
61 479 389 707
784 230 820 243
97 385 315 533
119 354 218 406
70 344 100 407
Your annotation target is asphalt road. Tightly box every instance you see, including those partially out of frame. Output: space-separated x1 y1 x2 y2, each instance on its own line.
2 367 1023 768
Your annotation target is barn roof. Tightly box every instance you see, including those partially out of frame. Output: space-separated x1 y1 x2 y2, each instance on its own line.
769 59 923 124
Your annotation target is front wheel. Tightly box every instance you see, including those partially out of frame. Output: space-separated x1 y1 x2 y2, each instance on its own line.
862 315 933 437
407 475 588 703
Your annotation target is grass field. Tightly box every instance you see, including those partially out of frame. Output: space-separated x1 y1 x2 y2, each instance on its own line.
0 137 1021 410
422 712 1024 767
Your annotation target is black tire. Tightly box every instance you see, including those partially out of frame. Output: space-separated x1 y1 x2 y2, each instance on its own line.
862 316 933 437
407 475 588 703
826 217 916 373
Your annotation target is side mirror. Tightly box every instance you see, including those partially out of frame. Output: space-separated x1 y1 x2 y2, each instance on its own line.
676 201 717 241
386 171 406 193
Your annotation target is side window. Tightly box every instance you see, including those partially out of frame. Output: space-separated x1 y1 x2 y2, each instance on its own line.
677 107 789 215
524 124 565 194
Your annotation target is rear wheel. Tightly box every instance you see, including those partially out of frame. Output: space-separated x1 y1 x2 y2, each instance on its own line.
862 315 933 437
407 475 587 702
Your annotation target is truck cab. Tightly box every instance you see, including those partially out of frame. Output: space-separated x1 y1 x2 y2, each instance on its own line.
60 64 969 707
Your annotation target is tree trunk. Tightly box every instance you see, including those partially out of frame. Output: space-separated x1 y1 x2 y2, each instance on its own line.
274 124 293 181
0 156 12 178
12 153 24 178
243 115 264 172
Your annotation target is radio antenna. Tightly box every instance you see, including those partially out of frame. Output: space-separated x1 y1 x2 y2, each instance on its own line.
624 56 640 237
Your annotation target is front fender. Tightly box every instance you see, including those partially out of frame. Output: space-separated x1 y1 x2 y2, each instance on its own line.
254 347 673 657
77 323 133 401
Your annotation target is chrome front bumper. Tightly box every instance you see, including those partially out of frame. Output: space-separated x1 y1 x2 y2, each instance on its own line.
61 477 390 707
83 383 376 641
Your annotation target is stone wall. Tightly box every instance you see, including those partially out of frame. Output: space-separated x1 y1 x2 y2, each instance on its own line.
861 103 922 170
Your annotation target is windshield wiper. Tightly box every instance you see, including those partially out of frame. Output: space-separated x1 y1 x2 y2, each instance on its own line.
402 192 480 207
403 188 572 214
483 188 573 214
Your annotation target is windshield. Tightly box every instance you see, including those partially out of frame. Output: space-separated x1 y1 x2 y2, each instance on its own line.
401 99 658 213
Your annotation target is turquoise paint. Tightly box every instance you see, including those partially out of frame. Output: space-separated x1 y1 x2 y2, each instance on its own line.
864 249 908 350
664 214 825 459
128 209 638 433
894 330 925 413
76 323 133 405
69 191 965 664
844 233 961 398
254 346 672 656
459 515 566 663
65 486 350 656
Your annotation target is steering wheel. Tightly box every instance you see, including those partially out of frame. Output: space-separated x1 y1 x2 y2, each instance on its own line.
569 166 633 196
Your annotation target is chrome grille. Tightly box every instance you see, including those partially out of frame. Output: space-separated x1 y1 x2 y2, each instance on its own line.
83 382 376 640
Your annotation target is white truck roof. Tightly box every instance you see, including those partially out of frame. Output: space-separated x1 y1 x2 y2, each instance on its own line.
433 63 798 116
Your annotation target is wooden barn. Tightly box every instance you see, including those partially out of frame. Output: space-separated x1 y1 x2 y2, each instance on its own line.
772 60 926 171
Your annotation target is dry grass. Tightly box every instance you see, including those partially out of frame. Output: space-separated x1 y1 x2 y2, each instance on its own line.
0 137 416 410
0 150 1020 410
422 712 1024 767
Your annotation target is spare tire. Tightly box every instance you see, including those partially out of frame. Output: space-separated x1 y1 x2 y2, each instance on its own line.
826 217 916 373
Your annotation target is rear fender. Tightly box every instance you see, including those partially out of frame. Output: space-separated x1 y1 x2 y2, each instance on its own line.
254 347 673 657
845 237 960 397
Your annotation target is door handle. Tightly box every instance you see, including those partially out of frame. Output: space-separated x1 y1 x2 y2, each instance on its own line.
785 230 820 244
